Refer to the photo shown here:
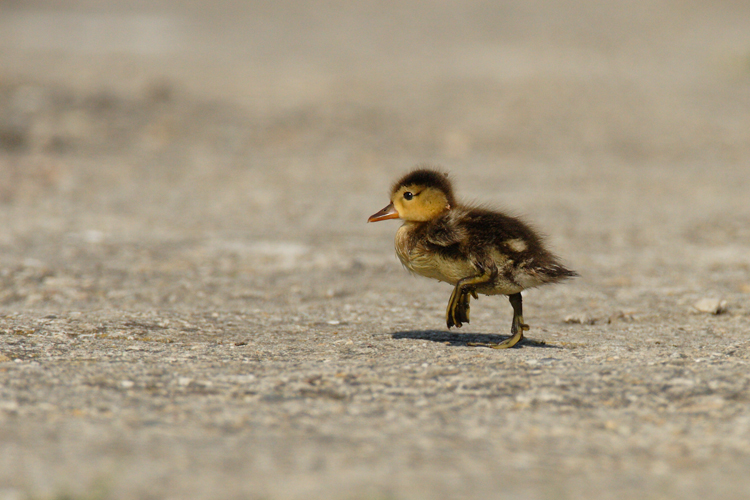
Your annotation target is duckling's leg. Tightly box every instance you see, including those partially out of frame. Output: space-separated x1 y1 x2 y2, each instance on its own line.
446 273 489 329
446 286 465 328
452 288 476 326
489 292 529 349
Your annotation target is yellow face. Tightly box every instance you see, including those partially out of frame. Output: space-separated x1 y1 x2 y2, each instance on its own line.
391 185 451 222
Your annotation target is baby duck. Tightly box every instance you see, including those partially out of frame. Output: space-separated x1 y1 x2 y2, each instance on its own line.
368 167 577 348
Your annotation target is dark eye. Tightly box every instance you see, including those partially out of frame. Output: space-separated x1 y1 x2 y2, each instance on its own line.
403 191 414 200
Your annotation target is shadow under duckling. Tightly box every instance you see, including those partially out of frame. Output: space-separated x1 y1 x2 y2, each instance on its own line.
368 167 577 348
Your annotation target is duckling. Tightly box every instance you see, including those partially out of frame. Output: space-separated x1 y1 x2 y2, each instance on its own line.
368 167 577 348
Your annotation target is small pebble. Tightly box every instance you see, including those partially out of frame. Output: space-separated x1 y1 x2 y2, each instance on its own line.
693 298 727 314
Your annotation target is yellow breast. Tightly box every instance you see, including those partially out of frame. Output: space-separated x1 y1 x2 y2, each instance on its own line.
395 224 475 286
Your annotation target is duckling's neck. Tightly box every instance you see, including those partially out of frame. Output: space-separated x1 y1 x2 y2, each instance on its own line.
395 220 419 257
395 216 442 256
398 218 430 234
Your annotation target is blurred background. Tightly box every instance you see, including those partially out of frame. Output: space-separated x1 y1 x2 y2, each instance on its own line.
0 0 750 232
2 1 750 499
2 0 748 248
2 0 750 307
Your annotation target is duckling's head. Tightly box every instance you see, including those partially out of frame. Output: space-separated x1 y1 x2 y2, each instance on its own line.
368 168 456 223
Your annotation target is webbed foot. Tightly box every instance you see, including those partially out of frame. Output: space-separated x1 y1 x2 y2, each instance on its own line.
446 287 472 328
467 292 529 349
487 314 528 349
446 274 488 329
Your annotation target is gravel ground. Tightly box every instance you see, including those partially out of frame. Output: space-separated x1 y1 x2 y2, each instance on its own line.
2 1 750 499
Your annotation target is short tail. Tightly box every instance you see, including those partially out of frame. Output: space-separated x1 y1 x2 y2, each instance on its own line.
541 262 578 283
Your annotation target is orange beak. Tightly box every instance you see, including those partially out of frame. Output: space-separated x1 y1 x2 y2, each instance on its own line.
367 202 400 222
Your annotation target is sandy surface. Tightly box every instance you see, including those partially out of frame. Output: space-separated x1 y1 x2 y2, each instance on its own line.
2 1 750 499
